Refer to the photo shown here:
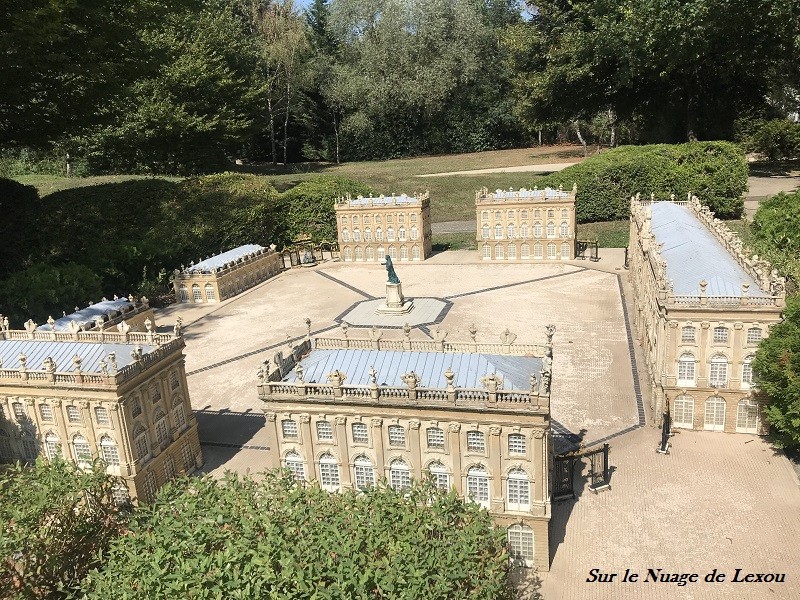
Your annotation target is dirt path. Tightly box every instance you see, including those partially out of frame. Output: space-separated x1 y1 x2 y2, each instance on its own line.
416 162 578 177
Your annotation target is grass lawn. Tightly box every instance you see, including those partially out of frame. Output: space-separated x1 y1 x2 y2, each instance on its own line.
576 220 630 248
17 146 588 223
431 232 477 252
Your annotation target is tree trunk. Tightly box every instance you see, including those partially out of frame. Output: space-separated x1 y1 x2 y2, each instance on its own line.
538 129 542 146
574 122 587 156
333 111 340 164
608 108 617 147
268 96 277 165
283 78 291 165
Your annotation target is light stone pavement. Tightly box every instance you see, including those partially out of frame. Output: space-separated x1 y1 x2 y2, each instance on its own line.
153 250 800 599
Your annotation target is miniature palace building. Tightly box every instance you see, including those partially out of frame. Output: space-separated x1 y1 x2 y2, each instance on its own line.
335 192 433 262
35 295 155 333
0 317 202 503
173 244 282 304
629 194 786 434
258 324 555 570
476 185 577 261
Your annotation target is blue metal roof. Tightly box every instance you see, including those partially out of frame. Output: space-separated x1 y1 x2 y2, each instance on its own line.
284 349 542 391
650 203 764 297
185 244 264 273
0 340 156 373
347 195 419 206
37 298 134 332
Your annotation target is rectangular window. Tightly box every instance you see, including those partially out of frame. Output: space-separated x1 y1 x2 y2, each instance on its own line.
66 405 81 423
508 434 526 455
508 244 516 259
181 442 194 471
534 244 543 259
427 427 445 449
39 404 53 421
286 459 305 482
74 441 91 466
170 372 180 390
467 475 489 505
507 478 530 506
677 360 695 383
319 462 340 487
12 402 25 419
681 327 696 343
713 327 729 343
354 464 375 490
351 422 368 444
746 328 762 344
101 443 120 466
466 431 485 452
431 471 449 490
742 363 753 385
390 467 411 491
508 527 534 563
316 420 334 442
709 362 728 387
95 406 110 425
282 419 298 439
143 472 157 503
388 425 406 447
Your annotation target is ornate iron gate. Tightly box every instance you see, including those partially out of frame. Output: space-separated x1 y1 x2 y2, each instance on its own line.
553 454 580 500
586 443 611 493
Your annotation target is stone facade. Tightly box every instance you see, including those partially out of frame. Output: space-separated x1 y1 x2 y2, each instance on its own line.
335 193 433 262
257 325 555 570
628 194 786 434
0 317 202 504
475 186 577 261
173 244 282 304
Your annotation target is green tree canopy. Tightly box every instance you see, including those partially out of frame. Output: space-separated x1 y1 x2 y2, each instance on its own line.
753 295 800 452
81 472 513 599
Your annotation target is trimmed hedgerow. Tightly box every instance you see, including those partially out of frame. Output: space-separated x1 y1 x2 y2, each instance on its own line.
534 141 747 223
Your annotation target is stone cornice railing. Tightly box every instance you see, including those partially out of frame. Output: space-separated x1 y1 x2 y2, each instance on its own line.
0 335 184 388
335 192 429 209
631 194 786 309
174 246 279 279
475 185 576 204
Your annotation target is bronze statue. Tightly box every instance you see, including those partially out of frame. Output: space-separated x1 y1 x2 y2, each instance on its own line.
384 255 400 284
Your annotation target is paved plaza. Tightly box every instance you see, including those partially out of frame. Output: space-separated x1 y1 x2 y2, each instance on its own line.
154 250 800 599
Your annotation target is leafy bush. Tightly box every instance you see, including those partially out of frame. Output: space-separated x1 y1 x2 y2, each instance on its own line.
279 175 372 242
534 141 748 222
0 459 128 600
0 148 89 179
743 119 800 161
749 190 800 289
753 294 800 452
81 472 512 600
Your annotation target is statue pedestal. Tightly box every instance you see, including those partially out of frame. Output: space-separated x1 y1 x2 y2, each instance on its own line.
376 282 414 314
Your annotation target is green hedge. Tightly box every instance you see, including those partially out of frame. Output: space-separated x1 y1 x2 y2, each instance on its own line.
750 190 800 287
744 119 800 161
534 141 748 222
0 178 41 278
279 175 373 243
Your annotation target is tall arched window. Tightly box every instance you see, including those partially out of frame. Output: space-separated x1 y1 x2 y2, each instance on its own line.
507 223 515 239
205 283 215 301
547 243 556 259
560 221 569 237
400 246 408 260
172 398 187 431
467 465 490 508
506 468 530 511
398 226 406 241
534 243 543 259
353 455 375 490
387 226 396 241
44 433 62 460
100 435 120 466
533 223 542 238
377 246 385 259
154 410 168 448
508 244 517 259
341 228 350 242
410 226 418 240
677 353 696 385
412 246 420 260
482 225 490 239
134 425 149 462
179 285 189 302
353 228 361 242
709 355 728 387
560 242 570 259
482 244 491 259
192 284 202 302
495 244 504 259
366 247 375 261
494 224 503 239
285 451 305 482
343 247 352 261
520 223 529 238
741 355 754 388
72 434 92 468
355 246 363 261
673 394 695 429
389 459 411 491
736 398 759 434
520 243 530 259
318 453 340 489
388 246 397 259
508 524 534 565
427 461 449 490
546 222 555 237
364 227 372 241
704 396 726 431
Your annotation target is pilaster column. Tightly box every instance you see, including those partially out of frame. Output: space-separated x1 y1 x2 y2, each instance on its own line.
488 426 503 511
263 412 279 470
448 423 462 494
698 322 711 387
335 416 351 487
299 414 315 481
408 419 421 479
371 418 385 479
533 429 546 502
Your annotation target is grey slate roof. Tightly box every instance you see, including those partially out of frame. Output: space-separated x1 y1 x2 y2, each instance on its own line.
283 348 542 391
185 244 264 274
0 339 156 373
649 202 764 297
489 187 570 199
37 298 134 332
347 194 419 206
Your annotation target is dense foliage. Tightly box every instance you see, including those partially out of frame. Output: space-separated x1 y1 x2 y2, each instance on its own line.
749 191 800 288
80 472 512 599
741 120 800 162
533 141 747 223
0 459 128 600
280 175 373 242
0 173 369 325
753 295 800 452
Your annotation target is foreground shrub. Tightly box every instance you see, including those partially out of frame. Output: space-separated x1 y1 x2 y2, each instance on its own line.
535 141 747 222
0 178 42 278
0 460 128 600
81 472 512 599
749 190 800 289
744 119 800 161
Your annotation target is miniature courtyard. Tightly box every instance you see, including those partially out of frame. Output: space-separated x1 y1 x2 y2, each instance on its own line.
154 250 800 598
